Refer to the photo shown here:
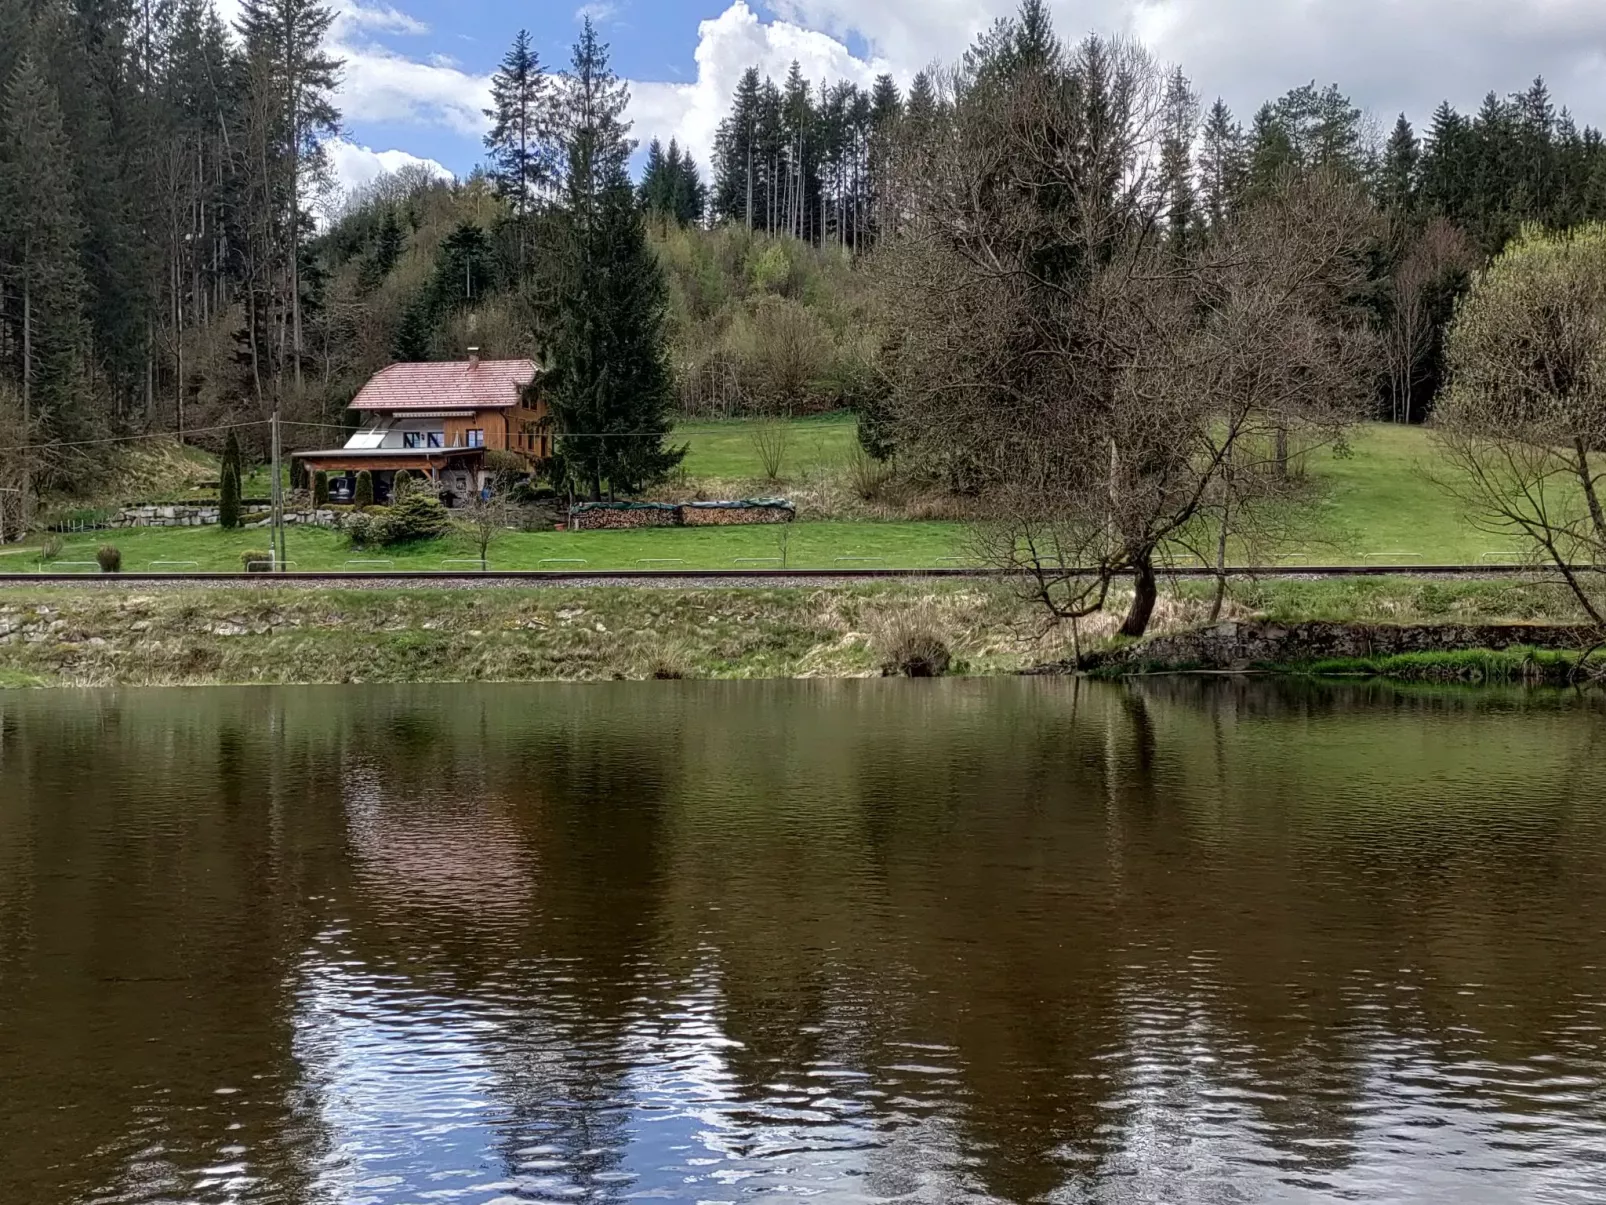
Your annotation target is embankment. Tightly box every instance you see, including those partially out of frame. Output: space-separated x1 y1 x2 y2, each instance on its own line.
1070 619 1601 684
0 583 1037 687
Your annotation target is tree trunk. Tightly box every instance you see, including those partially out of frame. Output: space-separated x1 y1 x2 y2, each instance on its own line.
1119 555 1158 638
1575 439 1606 550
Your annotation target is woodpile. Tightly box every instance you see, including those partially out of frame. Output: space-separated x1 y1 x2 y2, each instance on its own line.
678 501 795 527
569 500 796 531
569 503 679 531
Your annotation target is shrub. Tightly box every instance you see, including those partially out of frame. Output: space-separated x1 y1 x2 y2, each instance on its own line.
218 458 241 530
38 533 63 563
391 469 416 500
242 549 272 572
379 492 451 544
347 494 449 548
875 608 952 677
313 471 330 507
353 470 374 509
96 545 122 573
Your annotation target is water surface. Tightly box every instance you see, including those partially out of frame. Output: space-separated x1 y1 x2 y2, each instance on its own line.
3 678 1606 1203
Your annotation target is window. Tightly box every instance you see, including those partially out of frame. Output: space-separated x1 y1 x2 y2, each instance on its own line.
404 430 444 449
466 429 484 448
427 431 444 448
403 432 421 449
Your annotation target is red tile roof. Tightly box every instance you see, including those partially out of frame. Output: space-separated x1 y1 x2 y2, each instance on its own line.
350 359 539 411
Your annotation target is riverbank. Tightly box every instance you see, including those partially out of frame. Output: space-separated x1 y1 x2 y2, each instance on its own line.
0 577 1593 687
1071 619 1603 684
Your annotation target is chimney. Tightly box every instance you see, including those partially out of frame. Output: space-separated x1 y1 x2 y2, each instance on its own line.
467 346 480 367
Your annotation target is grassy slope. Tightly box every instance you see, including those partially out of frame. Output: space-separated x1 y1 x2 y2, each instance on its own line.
0 576 1587 687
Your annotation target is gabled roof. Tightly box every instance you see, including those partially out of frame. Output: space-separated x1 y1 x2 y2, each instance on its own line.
350 359 538 411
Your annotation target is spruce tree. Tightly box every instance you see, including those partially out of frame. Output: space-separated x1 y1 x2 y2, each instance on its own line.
0 53 87 476
393 295 433 361
1379 114 1420 214
1159 68 1198 250
1197 99 1246 232
547 18 682 498
483 29 551 276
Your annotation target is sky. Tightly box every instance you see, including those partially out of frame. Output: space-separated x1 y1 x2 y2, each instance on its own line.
318 0 1606 203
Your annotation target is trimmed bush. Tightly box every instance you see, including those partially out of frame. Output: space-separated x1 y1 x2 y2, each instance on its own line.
376 492 450 544
96 545 122 574
242 549 273 573
313 471 330 507
391 469 416 500
353 470 374 509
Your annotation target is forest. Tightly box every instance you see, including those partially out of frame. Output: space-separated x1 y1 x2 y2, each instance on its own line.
3 0 1606 515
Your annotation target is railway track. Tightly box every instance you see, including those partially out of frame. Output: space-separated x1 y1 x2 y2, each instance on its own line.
0 563 1566 586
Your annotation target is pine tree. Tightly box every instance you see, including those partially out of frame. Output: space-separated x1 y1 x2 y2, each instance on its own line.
393 295 433 361
1197 99 1246 231
546 18 682 498
235 0 341 394
1379 114 1420 214
483 28 551 277
1159 68 1198 250
0 52 87 481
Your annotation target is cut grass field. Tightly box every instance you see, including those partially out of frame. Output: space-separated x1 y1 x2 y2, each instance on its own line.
19 416 1520 571
14 518 967 573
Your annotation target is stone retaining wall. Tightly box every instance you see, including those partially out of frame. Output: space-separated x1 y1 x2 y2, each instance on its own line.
110 504 340 529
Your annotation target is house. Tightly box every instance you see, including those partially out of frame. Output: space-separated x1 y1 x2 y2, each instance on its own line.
294 351 551 504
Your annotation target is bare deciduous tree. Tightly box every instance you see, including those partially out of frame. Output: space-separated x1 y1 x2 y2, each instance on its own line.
1382 217 1476 424
748 416 791 481
879 29 1379 638
1435 223 1606 627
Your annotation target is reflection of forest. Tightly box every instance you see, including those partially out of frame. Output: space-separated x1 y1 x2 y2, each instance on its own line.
2 679 1605 1203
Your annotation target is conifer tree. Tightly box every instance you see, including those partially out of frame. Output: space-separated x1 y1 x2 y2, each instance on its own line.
1197 99 1246 232
483 28 551 276
219 430 243 528
0 52 87 478
546 18 682 498
1379 114 1420 214
1159 68 1199 250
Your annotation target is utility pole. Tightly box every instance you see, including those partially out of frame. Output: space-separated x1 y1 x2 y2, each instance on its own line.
270 409 286 570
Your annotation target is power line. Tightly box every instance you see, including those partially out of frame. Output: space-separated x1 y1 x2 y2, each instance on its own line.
0 420 270 455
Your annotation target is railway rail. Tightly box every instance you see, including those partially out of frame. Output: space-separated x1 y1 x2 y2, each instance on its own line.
0 563 1574 586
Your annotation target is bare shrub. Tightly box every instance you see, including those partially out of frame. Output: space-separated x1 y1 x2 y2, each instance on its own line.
96 545 122 574
873 606 954 677
749 417 791 482
845 442 893 500
38 534 63 563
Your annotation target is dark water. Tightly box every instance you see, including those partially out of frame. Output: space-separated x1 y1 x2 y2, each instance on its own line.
3 680 1606 1204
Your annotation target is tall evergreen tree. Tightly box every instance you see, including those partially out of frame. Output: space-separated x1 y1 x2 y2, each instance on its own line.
1159 68 1198 249
483 28 551 276
546 19 682 497
1379 114 1420 214
235 0 341 395
0 52 87 477
1197 98 1246 231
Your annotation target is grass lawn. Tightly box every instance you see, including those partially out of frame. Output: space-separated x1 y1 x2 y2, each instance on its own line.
20 417 1523 571
25 518 967 573
674 412 859 480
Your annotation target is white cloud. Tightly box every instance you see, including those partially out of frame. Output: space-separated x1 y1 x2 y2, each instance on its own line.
325 137 452 198
334 38 491 135
332 0 428 38
627 2 897 171
575 1 618 23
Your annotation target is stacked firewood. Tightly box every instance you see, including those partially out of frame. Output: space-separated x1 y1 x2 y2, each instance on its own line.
570 500 795 531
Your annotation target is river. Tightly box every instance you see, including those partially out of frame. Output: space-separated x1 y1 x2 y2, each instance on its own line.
2 679 1606 1203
